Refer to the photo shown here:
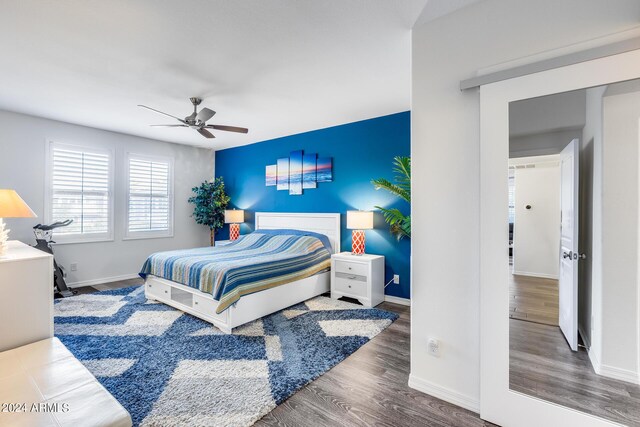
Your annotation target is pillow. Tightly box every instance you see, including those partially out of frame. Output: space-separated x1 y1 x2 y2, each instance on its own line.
252 229 333 253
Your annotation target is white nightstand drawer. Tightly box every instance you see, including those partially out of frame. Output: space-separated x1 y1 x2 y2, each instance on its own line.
334 260 369 277
334 276 367 296
335 271 366 282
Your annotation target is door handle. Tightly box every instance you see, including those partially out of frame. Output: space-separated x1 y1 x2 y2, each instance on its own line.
562 251 586 260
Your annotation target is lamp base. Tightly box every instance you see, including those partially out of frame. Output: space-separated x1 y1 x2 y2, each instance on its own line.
0 218 8 257
229 223 240 240
351 230 365 255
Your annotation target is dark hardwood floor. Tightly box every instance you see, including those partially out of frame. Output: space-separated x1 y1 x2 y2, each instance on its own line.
510 318 640 426
257 301 492 427
71 279 493 427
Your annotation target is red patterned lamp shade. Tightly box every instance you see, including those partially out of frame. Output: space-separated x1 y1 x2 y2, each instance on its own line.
346 210 373 255
224 209 245 241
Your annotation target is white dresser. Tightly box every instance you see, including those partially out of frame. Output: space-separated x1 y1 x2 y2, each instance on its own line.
330 252 385 307
0 240 54 352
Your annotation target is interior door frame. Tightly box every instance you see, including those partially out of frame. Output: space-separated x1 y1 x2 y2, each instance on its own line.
480 48 640 427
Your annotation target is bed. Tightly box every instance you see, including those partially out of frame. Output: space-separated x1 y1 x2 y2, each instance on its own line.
141 212 340 333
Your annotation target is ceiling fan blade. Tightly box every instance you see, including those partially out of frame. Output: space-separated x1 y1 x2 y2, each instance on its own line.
206 124 249 134
196 107 216 123
197 128 215 139
150 124 188 127
138 105 187 124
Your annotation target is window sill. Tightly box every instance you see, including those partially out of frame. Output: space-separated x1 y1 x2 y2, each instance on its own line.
122 232 174 241
51 237 115 245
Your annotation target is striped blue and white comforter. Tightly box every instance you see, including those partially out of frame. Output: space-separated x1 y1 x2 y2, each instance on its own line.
139 230 332 313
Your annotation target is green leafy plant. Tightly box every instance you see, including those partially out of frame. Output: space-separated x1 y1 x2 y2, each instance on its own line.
188 178 230 246
371 156 411 241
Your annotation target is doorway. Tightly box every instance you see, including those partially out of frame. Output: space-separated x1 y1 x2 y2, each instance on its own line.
505 82 640 425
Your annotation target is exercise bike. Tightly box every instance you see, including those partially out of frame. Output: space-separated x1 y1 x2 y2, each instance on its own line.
33 220 77 298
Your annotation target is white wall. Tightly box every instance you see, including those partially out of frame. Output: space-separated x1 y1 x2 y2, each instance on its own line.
580 86 606 353
511 158 560 279
411 0 640 410
599 85 640 382
0 109 213 286
510 128 582 158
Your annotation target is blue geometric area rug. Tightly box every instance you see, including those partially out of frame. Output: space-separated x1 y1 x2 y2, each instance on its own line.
54 286 398 426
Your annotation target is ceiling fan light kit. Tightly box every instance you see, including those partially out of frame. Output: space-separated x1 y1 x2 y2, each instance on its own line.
138 97 249 139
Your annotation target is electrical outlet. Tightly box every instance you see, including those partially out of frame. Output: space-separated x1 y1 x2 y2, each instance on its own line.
70 263 78 272
393 274 400 284
427 338 440 357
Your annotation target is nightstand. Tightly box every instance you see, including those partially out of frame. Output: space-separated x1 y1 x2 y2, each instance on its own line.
330 252 384 307
215 240 233 247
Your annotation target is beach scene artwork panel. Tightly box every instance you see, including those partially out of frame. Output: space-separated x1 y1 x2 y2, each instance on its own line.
277 157 289 190
317 157 333 182
265 165 277 186
302 153 317 189
289 150 303 195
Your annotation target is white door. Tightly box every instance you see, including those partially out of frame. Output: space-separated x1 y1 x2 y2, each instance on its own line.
559 139 579 351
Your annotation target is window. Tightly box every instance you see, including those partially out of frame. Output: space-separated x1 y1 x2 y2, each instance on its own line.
47 142 114 243
508 167 516 224
125 154 173 239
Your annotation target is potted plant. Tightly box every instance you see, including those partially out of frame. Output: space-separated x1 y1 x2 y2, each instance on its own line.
371 156 411 240
188 178 230 246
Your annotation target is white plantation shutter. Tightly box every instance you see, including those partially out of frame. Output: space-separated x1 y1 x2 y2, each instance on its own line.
48 143 113 241
126 154 173 238
508 167 516 224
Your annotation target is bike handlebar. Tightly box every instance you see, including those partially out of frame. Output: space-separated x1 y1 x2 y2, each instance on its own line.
33 220 73 231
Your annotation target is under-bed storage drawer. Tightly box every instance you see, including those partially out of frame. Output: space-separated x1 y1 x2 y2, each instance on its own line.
146 280 170 299
193 293 227 323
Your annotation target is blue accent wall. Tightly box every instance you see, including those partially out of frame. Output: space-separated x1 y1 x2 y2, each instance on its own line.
215 111 411 299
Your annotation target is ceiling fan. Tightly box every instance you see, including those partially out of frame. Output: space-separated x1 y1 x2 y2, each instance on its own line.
138 97 249 139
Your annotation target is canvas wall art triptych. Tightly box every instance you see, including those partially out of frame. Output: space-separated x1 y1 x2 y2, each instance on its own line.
266 150 332 195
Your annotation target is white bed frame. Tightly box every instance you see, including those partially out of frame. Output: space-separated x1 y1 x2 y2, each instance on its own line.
144 212 341 333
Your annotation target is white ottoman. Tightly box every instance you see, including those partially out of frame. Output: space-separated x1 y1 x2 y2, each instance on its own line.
0 338 132 427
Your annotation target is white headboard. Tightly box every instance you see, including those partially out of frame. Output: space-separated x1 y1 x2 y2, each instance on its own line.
254 212 341 254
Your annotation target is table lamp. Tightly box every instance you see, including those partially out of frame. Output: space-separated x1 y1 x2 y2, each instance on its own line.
346 210 373 255
0 189 37 256
224 209 245 241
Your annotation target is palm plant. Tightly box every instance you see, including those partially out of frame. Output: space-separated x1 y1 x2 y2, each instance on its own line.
371 156 411 240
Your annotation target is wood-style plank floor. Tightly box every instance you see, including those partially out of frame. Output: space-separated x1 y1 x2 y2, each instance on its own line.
509 274 559 326
71 279 493 427
510 319 640 426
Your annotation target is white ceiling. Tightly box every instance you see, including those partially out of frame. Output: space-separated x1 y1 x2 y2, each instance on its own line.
0 1 474 150
509 90 587 137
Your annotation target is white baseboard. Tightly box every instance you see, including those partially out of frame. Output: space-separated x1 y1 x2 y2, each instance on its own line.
587 348 640 385
384 295 410 306
67 273 140 288
408 374 480 413
598 364 640 385
512 270 558 280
